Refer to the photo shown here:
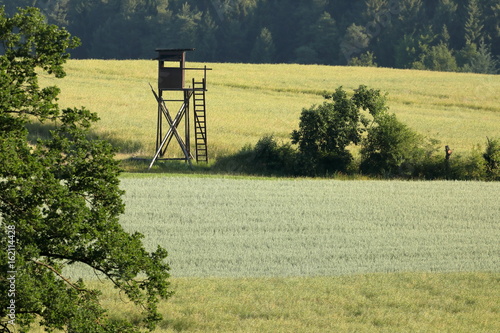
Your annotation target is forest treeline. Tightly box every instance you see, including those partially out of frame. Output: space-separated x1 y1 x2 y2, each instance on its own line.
2 0 499 73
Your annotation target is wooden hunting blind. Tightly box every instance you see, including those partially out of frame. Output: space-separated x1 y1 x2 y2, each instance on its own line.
156 48 190 90
149 48 211 169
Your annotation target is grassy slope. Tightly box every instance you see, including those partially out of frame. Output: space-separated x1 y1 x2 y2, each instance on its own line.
39 60 500 160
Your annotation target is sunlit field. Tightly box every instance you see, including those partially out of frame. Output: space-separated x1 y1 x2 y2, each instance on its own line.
52 175 500 332
117 176 500 277
39 60 500 159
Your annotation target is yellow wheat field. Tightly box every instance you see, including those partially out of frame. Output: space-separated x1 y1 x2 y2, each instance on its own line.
39 60 500 159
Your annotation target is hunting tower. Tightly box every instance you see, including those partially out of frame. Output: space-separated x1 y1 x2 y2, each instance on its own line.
149 48 210 169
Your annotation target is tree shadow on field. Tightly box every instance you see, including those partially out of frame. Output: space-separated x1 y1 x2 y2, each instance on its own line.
25 121 144 154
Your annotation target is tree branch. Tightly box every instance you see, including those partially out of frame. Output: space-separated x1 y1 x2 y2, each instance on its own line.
0 321 13 333
30 259 88 292
38 252 125 291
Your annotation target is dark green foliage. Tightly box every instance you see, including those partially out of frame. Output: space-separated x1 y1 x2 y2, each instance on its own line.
413 42 459 72
213 136 296 176
252 135 295 174
447 148 487 180
251 27 276 63
0 0 498 70
464 0 485 46
484 137 500 180
348 51 378 67
291 85 388 176
360 114 426 177
461 41 499 74
0 7 171 333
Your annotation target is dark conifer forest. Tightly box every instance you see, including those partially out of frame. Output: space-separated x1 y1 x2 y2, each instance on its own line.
2 0 499 73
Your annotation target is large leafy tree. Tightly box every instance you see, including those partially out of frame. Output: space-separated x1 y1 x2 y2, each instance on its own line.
0 7 172 333
291 85 387 175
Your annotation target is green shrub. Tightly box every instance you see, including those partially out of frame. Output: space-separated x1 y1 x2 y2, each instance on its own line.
360 113 427 177
448 147 487 180
483 137 500 180
213 136 297 176
252 135 297 175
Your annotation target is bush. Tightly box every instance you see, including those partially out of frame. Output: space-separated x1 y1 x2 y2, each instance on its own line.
212 136 297 176
360 113 427 178
483 137 500 180
448 147 487 180
252 135 297 175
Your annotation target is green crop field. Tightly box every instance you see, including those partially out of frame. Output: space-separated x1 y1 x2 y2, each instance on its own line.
117 176 500 278
56 174 500 332
38 60 500 161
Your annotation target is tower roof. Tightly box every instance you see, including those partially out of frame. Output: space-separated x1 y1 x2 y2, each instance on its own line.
153 48 195 61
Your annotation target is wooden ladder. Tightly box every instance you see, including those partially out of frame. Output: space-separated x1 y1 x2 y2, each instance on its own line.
193 79 208 163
